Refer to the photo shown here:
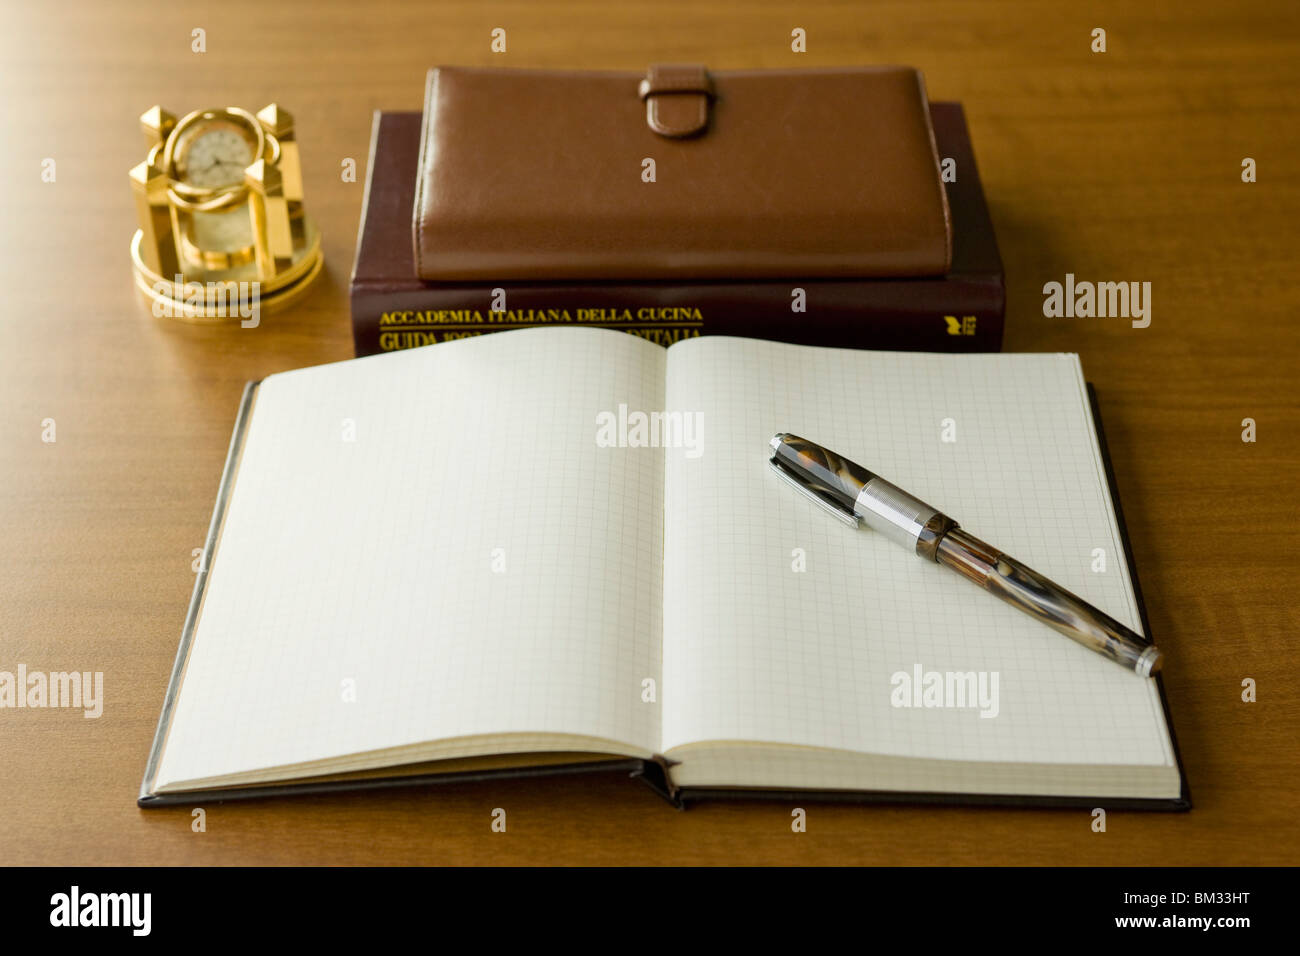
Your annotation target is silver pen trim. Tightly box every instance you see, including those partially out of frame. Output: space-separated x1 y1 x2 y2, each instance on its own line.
855 477 942 551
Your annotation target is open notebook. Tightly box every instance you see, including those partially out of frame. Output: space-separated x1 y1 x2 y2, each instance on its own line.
140 328 1187 808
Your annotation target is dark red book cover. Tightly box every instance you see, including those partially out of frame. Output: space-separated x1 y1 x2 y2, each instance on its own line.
350 103 1004 356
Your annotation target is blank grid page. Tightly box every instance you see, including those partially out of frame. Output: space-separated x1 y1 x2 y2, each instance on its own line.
661 337 1173 771
157 328 665 790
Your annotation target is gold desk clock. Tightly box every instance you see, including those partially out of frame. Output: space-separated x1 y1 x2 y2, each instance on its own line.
129 104 323 321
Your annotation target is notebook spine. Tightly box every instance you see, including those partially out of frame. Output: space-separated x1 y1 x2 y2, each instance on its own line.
630 756 683 809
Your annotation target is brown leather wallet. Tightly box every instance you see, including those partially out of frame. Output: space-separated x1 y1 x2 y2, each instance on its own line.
413 65 952 281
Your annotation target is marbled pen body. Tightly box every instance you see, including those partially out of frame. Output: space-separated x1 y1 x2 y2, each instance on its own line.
935 529 1161 674
769 433 1162 676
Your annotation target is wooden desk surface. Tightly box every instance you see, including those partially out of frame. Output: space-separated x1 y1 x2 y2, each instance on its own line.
2 0 1297 865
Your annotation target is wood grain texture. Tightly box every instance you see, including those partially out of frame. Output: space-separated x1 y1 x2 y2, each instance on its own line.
1 0 1297 865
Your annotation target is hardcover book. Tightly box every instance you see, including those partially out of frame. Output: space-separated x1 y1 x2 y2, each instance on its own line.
141 328 1187 810
349 103 1005 357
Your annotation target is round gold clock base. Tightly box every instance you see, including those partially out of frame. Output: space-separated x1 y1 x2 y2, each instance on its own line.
130 220 323 323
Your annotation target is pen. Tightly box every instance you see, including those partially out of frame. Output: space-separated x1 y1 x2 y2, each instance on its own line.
769 433 1163 676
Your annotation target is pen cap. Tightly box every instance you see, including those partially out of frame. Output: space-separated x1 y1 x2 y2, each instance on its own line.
771 433 952 556
769 433 873 515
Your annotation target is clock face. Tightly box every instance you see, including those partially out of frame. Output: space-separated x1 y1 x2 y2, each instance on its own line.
175 119 259 189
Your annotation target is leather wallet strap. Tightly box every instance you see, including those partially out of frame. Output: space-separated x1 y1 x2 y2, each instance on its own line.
637 64 713 138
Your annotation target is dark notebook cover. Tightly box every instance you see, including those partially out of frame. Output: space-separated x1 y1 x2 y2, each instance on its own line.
139 384 1188 811
349 103 1005 357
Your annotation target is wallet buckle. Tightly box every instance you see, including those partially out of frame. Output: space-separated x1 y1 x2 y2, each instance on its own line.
637 64 713 138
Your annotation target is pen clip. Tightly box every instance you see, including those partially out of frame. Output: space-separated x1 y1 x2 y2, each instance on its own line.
768 458 861 528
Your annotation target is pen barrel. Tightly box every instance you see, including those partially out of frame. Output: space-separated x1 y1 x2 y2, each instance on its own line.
935 529 1163 677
